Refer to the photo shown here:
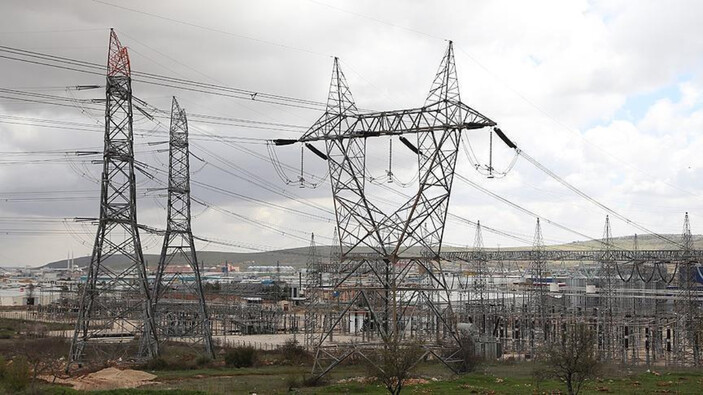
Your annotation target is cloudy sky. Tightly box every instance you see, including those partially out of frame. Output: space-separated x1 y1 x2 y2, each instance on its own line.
1 0 703 266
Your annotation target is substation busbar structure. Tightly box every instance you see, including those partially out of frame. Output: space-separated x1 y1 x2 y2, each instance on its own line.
440 214 702 367
276 41 497 378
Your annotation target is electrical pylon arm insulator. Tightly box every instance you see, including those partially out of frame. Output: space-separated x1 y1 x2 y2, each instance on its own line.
493 127 517 149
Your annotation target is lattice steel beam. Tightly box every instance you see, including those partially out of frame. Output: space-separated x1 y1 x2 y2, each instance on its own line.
153 97 214 358
69 29 158 367
295 42 486 379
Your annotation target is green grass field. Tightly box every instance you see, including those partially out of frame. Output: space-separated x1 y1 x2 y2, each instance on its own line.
0 335 697 394
20 361 702 394
120 362 703 394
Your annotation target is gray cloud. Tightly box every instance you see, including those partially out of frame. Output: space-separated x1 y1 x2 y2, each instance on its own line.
1 0 702 266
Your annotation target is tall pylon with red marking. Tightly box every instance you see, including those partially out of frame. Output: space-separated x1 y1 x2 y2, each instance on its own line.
69 29 158 367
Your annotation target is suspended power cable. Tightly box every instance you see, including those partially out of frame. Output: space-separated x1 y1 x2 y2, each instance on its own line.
139 161 333 223
517 149 683 248
190 196 332 243
90 1 330 57
126 97 335 216
455 172 612 249
0 45 329 110
489 126 685 249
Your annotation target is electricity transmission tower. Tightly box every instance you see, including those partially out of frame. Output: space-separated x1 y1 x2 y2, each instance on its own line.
69 29 158 366
153 97 214 358
304 233 322 349
675 213 701 365
598 215 617 361
279 41 497 379
529 218 547 353
470 221 488 333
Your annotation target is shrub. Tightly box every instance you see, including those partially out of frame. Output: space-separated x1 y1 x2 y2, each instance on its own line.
0 356 6 380
301 374 325 387
4 356 30 392
224 346 257 368
364 338 425 395
144 357 169 371
278 339 311 365
537 323 601 395
195 354 212 367
285 374 300 391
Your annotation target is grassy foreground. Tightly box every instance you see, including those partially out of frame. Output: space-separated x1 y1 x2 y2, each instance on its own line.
33 363 700 394
0 333 697 394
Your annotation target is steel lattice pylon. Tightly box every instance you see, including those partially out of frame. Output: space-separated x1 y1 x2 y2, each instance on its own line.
304 233 323 349
69 29 158 367
288 42 498 378
530 219 548 344
598 215 617 361
675 213 701 365
153 97 214 358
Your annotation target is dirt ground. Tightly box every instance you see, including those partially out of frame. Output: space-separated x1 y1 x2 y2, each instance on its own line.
48 367 157 391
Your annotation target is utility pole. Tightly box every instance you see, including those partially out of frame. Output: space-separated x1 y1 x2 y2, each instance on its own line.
153 97 214 359
69 29 158 367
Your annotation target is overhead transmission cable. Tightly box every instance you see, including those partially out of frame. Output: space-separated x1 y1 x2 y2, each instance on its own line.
455 172 610 248
129 97 335 217
489 127 685 249
1 47 592 249
138 161 333 223
0 45 329 110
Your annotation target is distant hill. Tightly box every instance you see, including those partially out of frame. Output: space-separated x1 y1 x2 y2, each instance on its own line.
547 233 703 251
42 234 700 271
43 247 333 271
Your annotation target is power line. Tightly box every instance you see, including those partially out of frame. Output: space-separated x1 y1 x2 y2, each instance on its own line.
90 1 330 57
0 88 308 133
0 45 330 110
517 149 684 248
455 172 612 248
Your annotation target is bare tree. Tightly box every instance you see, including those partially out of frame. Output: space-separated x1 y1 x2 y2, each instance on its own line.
537 323 600 395
365 338 425 395
17 337 69 390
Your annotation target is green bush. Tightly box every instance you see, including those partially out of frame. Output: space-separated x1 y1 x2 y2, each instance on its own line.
224 346 257 368
195 354 211 367
4 356 30 392
278 339 311 365
144 357 169 371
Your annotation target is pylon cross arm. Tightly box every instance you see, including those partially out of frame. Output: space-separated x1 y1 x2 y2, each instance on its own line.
299 101 496 143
